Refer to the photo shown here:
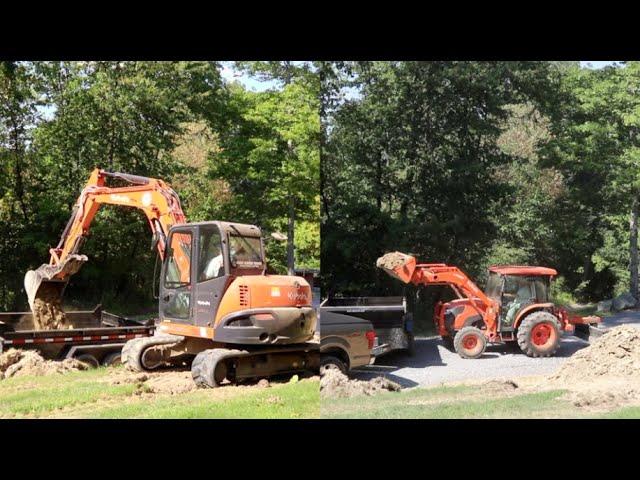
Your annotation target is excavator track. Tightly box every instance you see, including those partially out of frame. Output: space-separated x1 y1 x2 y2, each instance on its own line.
121 334 184 372
191 344 319 388
191 348 248 388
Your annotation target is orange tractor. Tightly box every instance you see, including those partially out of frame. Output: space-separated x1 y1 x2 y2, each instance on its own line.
376 252 601 359
25 168 318 387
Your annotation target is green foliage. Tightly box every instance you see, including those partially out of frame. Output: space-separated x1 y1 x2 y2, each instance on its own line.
210 77 320 273
322 61 559 296
322 60 637 309
0 62 319 312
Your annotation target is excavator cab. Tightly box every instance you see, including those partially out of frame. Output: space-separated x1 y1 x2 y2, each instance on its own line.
159 221 265 327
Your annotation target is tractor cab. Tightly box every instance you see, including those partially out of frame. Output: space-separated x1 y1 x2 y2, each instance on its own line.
484 266 557 331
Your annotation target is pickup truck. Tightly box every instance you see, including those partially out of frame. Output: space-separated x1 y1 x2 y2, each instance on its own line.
319 310 376 374
321 296 414 358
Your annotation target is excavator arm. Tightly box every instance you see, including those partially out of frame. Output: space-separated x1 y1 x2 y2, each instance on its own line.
25 168 189 329
376 251 500 336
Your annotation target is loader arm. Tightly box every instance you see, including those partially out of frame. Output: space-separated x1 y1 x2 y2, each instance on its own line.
25 168 190 328
377 252 500 337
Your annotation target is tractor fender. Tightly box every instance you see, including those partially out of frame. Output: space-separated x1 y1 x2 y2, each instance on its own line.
513 303 555 329
463 314 485 329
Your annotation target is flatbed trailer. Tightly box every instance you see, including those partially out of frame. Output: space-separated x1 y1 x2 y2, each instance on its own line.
0 305 155 366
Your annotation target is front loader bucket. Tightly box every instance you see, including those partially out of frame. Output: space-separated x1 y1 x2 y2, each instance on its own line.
376 252 417 284
24 254 88 330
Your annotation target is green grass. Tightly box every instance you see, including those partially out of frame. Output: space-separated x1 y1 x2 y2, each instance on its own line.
0 368 319 419
600 406 640 419
321 385 581 419
89 380 319 419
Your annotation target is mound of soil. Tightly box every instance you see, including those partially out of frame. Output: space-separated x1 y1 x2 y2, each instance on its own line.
549 325 640 383
144 372 196 395
480 379 519 393
0 349 87 380
320 369 401 399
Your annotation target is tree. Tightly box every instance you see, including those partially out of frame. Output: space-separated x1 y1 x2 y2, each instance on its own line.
546 62 640 299
212 69 320 274
322 61 558 297
232 62 319 274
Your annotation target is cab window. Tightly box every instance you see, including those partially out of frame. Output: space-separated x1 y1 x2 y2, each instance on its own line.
198 227 224 282
164 231 192 287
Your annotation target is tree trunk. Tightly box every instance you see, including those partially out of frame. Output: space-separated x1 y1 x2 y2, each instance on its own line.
287 195 295 275
630 197 639 299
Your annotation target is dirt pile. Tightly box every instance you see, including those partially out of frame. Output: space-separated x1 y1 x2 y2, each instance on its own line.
0 349 87 380
549 325 640 383
480 379 519 394
320 369 401 399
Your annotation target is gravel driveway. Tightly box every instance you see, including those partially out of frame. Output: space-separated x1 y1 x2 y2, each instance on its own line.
351 309 640 388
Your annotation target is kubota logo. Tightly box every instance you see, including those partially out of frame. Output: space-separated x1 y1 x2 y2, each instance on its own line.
110 194 132 203
287 291 309 302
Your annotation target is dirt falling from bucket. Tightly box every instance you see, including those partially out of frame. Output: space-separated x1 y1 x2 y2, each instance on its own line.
32 283 68 330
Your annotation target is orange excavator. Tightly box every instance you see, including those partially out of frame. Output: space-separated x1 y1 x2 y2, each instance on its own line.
376 252 602 359
25 168 318 387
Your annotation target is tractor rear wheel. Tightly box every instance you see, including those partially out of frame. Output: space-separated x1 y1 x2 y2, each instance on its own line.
517 311 561 358
454 326 487 359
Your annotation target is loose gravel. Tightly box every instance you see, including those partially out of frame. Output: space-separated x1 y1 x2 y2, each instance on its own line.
350 310 640 388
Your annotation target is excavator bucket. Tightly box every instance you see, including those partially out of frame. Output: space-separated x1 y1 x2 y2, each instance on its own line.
376 251 417 284
24 254 88 330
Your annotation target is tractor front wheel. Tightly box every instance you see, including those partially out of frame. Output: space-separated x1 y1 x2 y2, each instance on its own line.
454 326 487 359
517 311 561 358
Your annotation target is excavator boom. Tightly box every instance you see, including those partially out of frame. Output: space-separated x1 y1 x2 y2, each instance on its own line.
25 168 188 329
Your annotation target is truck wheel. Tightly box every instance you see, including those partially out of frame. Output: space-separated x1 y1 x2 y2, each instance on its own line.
320 355 347 375
454 326 487 359
102 351 122 367
75 353 100 368
517 311 561 358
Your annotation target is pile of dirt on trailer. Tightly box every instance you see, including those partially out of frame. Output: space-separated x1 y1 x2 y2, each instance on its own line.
0 349 88 380
376 252 411 271
549 325 640 383
320 369 401 399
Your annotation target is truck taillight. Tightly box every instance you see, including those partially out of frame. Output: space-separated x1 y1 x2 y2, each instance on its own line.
365 330 376 350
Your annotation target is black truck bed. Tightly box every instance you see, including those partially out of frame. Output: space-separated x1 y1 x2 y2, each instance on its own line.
321 297 413 356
